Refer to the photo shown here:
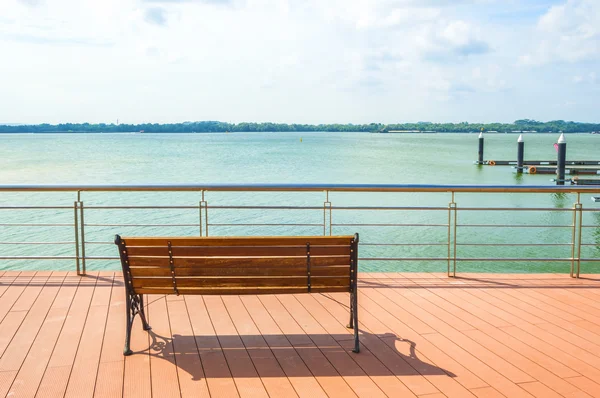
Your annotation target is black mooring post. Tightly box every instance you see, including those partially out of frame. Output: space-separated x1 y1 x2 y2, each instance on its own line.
557 133 566 185
478 131 484 164
517 134 524 173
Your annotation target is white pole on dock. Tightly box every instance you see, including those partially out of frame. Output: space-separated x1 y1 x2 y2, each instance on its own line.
478 129 484 164
517 134 524 173
557 133 566 185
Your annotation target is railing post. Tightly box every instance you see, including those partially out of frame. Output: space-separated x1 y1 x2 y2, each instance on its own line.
73 201 80 275
73 190 85 275
571 193 583 278
576 203 583 278
199 190 208 237
571 201 576 277
448 192 458 277
323 190 332 236
79 200 86 275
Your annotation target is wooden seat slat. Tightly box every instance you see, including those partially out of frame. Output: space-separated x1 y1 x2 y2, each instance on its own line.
127 255 349 268
129 265 350 277
133 286 352 295
122 236 354 247
131 276 349 289
126 245 350 257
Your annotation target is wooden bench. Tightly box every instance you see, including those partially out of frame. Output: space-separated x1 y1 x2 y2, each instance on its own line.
115 234 360 355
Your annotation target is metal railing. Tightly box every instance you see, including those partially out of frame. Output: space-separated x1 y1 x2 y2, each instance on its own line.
1 184 599 277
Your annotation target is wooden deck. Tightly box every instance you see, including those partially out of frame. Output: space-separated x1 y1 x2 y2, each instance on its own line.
0 271 600 398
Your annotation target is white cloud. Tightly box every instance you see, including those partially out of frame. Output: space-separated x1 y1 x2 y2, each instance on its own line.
417 20 490 60
520 0 600 65
0 0 598 124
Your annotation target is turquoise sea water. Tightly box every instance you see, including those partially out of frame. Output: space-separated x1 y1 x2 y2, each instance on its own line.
0 132 599 273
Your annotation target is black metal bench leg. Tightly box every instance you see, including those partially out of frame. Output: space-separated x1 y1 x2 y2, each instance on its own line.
139 294 151 331
124 293 152 356
347 292 354 329
124 294 134 356
352 291 360 353
346 291 359 353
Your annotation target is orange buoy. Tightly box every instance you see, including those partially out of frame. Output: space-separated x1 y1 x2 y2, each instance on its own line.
528 166 537 174
488 160 496 166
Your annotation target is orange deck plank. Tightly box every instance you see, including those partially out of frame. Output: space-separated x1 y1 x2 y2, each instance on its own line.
353 292 479 397
296 293 419 398
259 294 359 398
6 273 78 398
1 272 600 397
185 295 240 397
204 295 269 398
276 294 388 398
94 275 126 398
0 273 61 396
64 273 114 398
239 295 328 398
367 280 537 384
122 314 152 398
314 291 487 397
146 294 181 398
0 274 34 324
563 376 600 398
222 295 299 398
35 272 99 398
164 295 211 398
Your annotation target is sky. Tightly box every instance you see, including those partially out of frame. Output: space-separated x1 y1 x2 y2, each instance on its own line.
0 0 598 124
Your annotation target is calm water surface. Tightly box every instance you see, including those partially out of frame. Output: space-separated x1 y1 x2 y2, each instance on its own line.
1 132 599 272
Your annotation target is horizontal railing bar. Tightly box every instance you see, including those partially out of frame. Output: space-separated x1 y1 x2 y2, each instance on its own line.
87 206 324 210
581 226 600 228
85 242 452 247
458 224 572 228
456 243 572 246
361 243 447 246
0 255 582 262
359 257 448 261
83 256 576 263
580 244 600 246
456 207 574 211
208 223 322 227
0 256 76 260
84 223 200 227
0 204 588 212
331 207 448 211
84 206 199 210
358 257 573 262
211 206 448 211
81 205 449 211
0 206 73 210
0 223 73 227
1 183 599 194
208 206 324 210
5 204 590 211
0 256 124 261
85 241 453 246
332 223 449 227
579 259 600 262
82 256 119 260
0 242 75 245
456 258 571 261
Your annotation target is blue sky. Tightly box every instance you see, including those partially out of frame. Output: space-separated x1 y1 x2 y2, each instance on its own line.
0 0 598 124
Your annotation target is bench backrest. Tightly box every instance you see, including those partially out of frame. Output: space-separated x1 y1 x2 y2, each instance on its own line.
115 235 358 295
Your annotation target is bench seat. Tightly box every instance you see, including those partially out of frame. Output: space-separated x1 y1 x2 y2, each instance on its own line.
115 234 360 355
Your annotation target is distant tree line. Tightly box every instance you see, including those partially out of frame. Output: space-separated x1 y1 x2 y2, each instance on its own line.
0 119 598 134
